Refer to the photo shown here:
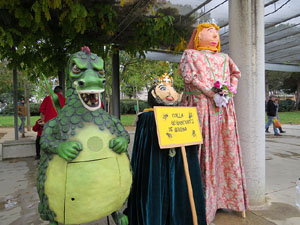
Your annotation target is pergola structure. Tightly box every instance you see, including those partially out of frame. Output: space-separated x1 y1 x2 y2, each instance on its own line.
141 0 300 208
146 0 300 72
4 0 299 209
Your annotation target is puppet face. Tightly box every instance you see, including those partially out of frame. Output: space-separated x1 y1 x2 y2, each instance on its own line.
151 84 181 106
197 26 219 49
68 49 105 111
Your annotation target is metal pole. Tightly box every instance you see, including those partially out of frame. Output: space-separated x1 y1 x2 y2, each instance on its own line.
24 79 31 131
13 68 18 140
112 49 120 119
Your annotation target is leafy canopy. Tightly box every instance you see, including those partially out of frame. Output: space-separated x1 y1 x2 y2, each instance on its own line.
0 0 194 79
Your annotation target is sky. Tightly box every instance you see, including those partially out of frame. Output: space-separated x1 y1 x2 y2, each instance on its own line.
167 0 300 24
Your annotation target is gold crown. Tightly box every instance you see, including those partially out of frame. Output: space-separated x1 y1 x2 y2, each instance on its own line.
152 73 173 86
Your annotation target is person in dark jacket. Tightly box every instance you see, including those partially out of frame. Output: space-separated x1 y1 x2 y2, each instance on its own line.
265 96 281 136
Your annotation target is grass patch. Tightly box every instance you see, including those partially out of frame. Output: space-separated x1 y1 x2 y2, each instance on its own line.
277 111 300 124
121 114 137 126
0 114 138 127
0 116 40 127
1 111 299 127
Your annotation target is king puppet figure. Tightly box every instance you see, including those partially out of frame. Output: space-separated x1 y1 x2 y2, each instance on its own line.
125 73 207 225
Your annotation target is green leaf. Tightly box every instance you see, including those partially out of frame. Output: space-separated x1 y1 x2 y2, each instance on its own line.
32 1 41 23
6 32 13 47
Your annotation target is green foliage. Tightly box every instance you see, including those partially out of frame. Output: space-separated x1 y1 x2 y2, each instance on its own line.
278 99 296 112
30 103 41 116
266 70 291 92
0 102 40 115
120 99 149 114
0 0 193 80
103 51 183 102
281 73 300 94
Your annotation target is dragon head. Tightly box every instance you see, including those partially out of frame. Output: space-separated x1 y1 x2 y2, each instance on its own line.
67 47 105 111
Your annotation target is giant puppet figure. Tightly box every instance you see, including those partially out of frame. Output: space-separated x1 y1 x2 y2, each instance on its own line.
37 47 132 225
125 73 207 225
180 23 249 223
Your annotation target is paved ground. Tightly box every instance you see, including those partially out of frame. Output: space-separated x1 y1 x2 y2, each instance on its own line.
0 125 300 225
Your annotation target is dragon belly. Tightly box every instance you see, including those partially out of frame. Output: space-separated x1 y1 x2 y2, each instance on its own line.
44 124 132 224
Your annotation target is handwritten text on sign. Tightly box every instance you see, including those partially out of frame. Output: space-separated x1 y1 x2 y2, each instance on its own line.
154 106 203 149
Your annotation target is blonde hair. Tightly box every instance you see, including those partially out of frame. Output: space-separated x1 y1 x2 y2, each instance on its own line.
193 23 221 52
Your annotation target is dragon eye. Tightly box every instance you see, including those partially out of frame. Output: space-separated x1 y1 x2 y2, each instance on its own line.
98 69 105 77
72 64 81 74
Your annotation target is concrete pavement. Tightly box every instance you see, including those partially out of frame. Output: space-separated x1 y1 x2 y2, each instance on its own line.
0 125 300 225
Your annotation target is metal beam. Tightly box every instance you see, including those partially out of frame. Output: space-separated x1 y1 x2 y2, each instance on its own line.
265 22 300 37
184 0 213 17
13 68 18 140
143 51 182 63
265 63 300 72
264 0 281 7
266 46 300 61
265 13 300 29
219 0 281 30
265 29 300 44
144 51 300 72
265 34 300 54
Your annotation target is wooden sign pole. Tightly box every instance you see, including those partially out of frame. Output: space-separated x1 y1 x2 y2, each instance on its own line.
181 146 198 225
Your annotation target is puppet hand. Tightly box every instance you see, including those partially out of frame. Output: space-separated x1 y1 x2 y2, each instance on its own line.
109 137 128 154
225 96 231 102
112 212 128 225
57 141 82 161
221 96 228 108
214 94 223 107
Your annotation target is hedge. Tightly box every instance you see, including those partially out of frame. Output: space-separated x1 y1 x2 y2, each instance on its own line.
0 103 41 115
278 99 296 112
120 99 149 114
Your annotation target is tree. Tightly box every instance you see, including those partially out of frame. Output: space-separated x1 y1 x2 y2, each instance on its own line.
0 0 195 83
265 70 291 99
0 59 25 105
282 73 300 110
102 51 183 111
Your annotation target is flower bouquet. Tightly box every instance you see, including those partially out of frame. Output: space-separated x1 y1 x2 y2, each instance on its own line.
212 81 236 108
212 81 236 98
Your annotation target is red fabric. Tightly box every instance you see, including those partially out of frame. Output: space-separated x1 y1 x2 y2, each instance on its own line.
39 93 65 123
186 28 197 49
33 119 44 137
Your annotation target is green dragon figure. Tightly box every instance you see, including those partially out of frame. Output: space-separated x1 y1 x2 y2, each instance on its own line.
37 47 132 225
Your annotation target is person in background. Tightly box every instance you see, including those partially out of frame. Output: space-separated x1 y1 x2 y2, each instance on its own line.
274 98 286 133
32 118 44 160
265 96 281 136
17 99 27 134
39 86 65 123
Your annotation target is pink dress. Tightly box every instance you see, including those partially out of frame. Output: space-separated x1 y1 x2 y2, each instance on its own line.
180 49 249 224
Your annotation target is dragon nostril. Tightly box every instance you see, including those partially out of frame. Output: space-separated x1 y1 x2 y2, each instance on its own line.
102 80 106 86
78 81 85 87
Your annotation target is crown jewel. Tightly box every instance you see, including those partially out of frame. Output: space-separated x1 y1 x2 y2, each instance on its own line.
152 73 173 86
